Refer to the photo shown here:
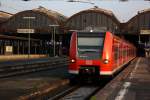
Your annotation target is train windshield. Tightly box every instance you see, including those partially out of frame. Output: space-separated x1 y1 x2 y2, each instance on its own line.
77 32 105 60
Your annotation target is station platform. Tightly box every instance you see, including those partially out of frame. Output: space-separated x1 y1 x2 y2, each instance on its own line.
0 55 67 67
0 54 47 62
94 57 150 100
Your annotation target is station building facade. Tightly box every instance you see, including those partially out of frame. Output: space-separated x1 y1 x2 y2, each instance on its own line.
0 7 67 56
121 8 150 56
64 7 120 33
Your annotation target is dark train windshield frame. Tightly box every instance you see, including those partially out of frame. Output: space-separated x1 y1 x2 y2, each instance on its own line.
77 32 105 37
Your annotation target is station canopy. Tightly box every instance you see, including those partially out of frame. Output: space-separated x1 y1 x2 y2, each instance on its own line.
65 7 120 33
123 8 150 35
0 6 67 34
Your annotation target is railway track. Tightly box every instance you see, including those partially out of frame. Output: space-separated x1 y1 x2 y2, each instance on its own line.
48 85 100 100
0 57 69 78
60 85 100 100
48 85 80 100
48 79 110 100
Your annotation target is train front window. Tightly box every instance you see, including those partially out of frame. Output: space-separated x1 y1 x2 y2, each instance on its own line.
77 32 104 60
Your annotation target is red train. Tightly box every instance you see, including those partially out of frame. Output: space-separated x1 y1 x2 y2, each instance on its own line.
69 31 136 79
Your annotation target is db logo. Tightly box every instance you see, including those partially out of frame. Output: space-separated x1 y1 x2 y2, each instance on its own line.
85 60 93 65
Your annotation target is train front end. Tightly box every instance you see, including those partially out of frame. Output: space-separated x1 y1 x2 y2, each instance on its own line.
69 31 111 78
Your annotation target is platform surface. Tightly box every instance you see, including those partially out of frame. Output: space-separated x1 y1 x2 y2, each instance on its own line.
0 55 67 67
115 57 150 100
94 57 150 100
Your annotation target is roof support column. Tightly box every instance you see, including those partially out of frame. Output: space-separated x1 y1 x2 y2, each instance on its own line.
17 40 20 54
22 41 25 54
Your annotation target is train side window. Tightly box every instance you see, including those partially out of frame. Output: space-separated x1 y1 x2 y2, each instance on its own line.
114 44 119 62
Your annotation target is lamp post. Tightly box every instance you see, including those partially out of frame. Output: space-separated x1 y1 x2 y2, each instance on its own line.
137 11 141 44
49 24 59 57
23 16 35 58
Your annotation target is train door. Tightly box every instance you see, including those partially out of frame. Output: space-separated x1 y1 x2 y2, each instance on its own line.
121 42 124 65
113 38 120 69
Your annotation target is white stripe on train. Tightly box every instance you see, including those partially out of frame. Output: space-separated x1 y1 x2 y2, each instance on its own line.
69 57 135 75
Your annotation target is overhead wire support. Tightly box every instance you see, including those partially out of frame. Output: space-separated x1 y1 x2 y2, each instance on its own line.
67 0 95 5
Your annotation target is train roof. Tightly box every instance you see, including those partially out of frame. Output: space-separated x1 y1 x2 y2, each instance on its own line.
77 31 105 37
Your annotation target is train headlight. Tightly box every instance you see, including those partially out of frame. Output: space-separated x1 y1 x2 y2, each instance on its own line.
71 59 75 63
103 59 109 64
